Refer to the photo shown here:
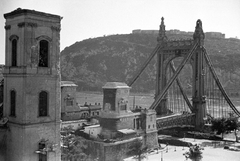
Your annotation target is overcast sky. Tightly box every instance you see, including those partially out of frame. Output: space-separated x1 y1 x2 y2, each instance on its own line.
0 0 240 64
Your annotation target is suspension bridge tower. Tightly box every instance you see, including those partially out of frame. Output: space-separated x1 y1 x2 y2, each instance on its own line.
192 20 207 128
155 18 207 128
129 17 240 130
155 17 168 115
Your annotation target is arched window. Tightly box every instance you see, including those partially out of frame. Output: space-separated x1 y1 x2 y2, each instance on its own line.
12 39 17 66
39 40 49 67
10 90 16 116
39 91 48 117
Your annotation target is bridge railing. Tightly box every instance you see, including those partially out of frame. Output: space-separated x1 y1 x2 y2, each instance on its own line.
156 113 195 130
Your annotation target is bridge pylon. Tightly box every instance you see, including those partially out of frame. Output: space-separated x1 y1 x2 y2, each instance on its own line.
155 17 168 115
155 18 207 129
192 20 207 128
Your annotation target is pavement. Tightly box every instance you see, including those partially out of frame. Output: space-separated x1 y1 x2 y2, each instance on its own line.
124 137 240 161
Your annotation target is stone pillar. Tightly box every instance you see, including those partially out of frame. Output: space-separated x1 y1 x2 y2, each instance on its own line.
141 109 158 149
155 17 168 115
192 20 207 129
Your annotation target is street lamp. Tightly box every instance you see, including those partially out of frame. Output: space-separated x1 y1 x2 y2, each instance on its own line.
166 143 168 153
161 150 163 161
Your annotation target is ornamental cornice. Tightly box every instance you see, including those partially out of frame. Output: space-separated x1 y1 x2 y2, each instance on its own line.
166 39 194 47
51 26 61 32
4 25 11 30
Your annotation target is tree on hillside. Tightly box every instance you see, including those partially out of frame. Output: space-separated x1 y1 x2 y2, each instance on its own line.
127 139 148 161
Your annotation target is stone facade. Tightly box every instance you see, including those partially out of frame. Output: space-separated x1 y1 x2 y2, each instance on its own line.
0 79 3 118
1 8 62 161
61 81 78 114
99 82 136 139
0 128 7 161
83 137 138 161
60 81 101 122
97 82 158 156
141 109 158 149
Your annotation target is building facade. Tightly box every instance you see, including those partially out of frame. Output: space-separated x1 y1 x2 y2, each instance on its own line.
60 81 101 124
99 82 158 148
1 8 62 161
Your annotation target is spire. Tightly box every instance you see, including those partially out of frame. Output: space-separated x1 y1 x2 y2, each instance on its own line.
193 19 205 46
160 17 165 29
157 17 167 43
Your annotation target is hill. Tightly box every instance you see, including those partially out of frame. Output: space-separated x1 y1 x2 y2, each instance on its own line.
61 33 240 92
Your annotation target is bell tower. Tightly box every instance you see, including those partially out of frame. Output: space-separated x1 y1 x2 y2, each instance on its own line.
3 8 61 161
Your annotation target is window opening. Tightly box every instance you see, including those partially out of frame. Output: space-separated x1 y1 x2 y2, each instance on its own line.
39 91 48 117
12 39 17 66
39 40 49 67
136 118 140 129
10 90 16 116
66 99 73 106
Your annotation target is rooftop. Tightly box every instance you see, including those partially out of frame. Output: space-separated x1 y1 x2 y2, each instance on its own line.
102 82 130 89
118 129 136 134
61 81 78 87
4 8 61 20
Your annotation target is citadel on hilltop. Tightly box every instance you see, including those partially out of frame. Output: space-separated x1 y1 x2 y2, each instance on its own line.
132 29 225 39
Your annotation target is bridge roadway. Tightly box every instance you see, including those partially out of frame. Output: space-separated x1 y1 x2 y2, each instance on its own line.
156 113 195 130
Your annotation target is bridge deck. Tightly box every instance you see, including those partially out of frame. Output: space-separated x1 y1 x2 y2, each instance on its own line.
156 113 195 130
156 113 182 120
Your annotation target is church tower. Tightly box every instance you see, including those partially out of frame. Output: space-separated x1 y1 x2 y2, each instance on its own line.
3 8 61 161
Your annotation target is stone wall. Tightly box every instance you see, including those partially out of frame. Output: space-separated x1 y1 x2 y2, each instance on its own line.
61 111 83 121
6 122 61 161
0 128 7 161
117 116 134 130
61 85 78 113
84 137 139 161
143 131 158 149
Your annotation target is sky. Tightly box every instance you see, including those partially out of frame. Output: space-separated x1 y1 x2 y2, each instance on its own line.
0 0 240 64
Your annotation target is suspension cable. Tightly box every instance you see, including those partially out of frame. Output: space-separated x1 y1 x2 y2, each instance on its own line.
170 62 193 111
128 44 162 87
203 48 240 116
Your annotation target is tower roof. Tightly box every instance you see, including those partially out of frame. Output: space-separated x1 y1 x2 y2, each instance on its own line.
102 82 130 89
4 8 61 20
61 81 78 87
